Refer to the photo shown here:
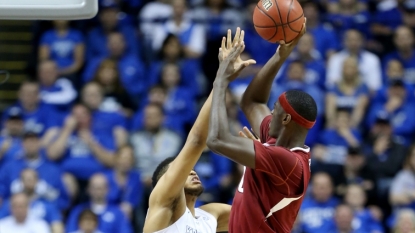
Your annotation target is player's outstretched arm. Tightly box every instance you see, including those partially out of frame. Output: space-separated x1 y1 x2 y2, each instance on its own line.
240 21 306 136
207 41 258 168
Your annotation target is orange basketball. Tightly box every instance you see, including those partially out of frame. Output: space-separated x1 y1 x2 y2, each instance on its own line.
253 0 304 43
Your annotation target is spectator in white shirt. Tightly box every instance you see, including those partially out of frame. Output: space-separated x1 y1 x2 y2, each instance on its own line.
0 193 50 233
326 29 382 92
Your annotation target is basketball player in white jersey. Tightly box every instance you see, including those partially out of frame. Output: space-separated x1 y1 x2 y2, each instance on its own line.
143 28 256 233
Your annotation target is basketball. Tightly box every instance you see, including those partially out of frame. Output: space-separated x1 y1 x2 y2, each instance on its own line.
253 0 304 43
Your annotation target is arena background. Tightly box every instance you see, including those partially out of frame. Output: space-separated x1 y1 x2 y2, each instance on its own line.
0 0 414 232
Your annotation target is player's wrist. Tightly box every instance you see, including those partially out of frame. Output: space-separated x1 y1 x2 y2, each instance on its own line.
213 79 229 88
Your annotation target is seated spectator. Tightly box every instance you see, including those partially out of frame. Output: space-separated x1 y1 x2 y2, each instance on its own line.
326 56 369 128
313 108 361 166
0 130 69 210
38 20 85 77
83 32 146 99
130 103 182 188
344 184 384 233
366 80 415 145
276 33 326 89
104 145 143 219
302 1 339 58
38 60 77 114
46 104 117 181
2 81 59 136
392 209 415 233
152 0 206 58
0 193 50 233
326 30 382 92
327 204 358 233
86 4 138 60
0 169 63 233
0 108 25 169
326 0 370 39
66 174 132 233
92 59 135 115
69 209 102 233
300 172 340 233
148 34 201 97
139 0 172 47
383 26 415 86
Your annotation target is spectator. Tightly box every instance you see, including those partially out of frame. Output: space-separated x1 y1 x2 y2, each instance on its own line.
0 169 63 233
300 172 340 233
104 145 143 219
138 0 172 46
66 174 132 233
130 103 182 188
313 108 361 166
327 204 358 233
69 209 102 233
383 26 415 86
0 130 69 210
326 0 370 39
38 20 85 77
86 4 138 60
0 108 25 169
276 33 326 89
325 56 369 128
92 59 135 116
2 81 59 136
152 0 206 58
302 1 339 58
0 193 50 233
326 30 382 92
148 34 201 96
366 79 415 145
344 184 384 233
83 32 146 99
392 209 415 233
38 60 77 114
46 103 117 182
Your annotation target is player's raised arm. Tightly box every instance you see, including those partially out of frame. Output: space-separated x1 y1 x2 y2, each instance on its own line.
240 21 306 136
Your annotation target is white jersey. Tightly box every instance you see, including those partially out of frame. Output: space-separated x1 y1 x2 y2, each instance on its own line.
152 207 217 233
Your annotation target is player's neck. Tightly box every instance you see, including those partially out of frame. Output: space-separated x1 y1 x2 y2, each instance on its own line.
276 128 307 149
185 195 198 217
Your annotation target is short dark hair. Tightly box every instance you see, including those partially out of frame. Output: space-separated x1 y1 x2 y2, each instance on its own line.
285 90 317 122
152 157 176 188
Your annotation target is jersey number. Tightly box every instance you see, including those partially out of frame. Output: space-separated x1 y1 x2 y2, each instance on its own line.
238 166 246 193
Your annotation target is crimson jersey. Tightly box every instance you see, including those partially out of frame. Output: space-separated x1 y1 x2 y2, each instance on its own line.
229 115 311 233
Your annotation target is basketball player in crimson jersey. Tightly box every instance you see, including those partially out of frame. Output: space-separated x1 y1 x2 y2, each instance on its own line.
143 29 256 233
207 23 317 232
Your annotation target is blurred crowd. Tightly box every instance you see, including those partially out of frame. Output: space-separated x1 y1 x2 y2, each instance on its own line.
0 0 415 232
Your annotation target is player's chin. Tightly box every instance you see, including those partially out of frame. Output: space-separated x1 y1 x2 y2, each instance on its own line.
184 185 204 197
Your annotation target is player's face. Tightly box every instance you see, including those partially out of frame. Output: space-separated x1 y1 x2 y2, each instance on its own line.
269 102 285 138
184 170 204 197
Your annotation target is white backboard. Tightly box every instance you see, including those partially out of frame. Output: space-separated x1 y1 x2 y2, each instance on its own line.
0 0 98 20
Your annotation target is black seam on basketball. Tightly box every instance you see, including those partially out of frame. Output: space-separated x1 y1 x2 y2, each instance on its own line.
255 5 279 41
287 13 304 33
272 0 286 42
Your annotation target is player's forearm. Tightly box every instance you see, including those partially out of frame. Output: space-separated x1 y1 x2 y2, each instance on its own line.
241 52 286 107
207 80 232 148
187 91 213 146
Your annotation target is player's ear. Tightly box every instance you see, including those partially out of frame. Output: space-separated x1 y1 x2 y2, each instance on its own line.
282 114 291 125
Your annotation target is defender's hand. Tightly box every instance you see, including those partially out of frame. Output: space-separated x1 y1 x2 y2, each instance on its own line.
239 126 260 142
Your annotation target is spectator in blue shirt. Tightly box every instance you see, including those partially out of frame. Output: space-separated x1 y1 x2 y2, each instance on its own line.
0 130 69 210
2 81 59 136
383 26 415 86
83 32 146 99
0 108 25 170
328 204 366 233
0 169 63 233
86 4 138 60
300 172 340 233
46 103 117 182
66 173 133 233
38 60 77 115
104 145 143 219
148 34 201 97
92 59 135 116
276 33 326 90
344 184 384 233
303 1 339 58
326 56 369 128
39 20 85 78
69 209 103 233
